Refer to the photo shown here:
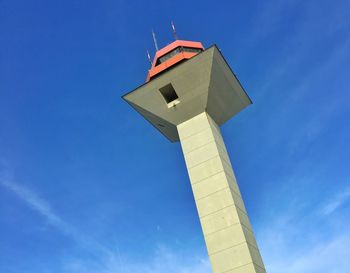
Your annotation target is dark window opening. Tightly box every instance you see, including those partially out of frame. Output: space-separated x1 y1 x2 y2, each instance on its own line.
183 47 202 53
159 83 178 104
158 48 181 64
155 47 203 66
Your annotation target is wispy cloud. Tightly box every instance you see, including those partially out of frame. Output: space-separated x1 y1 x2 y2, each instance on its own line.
257 182 350 273
321 188 350 216
1 179 69 230
0 177 114 258
0 176 209 273
285 234 350 273
262 230 350 273
63 245 211 273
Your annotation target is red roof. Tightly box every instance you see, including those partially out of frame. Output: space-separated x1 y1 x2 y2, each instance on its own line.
146 40 204 82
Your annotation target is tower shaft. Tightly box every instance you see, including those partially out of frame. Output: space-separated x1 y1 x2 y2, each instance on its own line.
178 112 266 273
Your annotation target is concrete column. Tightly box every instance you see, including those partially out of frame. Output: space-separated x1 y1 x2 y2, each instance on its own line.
177 112 266 273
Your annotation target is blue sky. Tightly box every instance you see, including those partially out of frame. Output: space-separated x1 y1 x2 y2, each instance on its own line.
1 0 350 272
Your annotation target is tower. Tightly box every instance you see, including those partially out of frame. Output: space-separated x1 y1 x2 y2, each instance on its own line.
123 38 266 273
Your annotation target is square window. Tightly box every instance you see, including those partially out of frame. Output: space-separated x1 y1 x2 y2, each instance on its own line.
159 83 179 104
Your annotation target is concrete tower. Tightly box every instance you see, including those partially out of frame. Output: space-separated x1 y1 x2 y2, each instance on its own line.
123 39 266 273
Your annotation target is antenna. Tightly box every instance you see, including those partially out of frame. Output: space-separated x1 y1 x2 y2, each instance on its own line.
171 21 178 40
152 30 159 51
146 49 152 66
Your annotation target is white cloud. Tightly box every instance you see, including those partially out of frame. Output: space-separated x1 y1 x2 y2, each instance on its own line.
262 230 350 273
258 185 350 273
63 245 211 273
286 234 350 273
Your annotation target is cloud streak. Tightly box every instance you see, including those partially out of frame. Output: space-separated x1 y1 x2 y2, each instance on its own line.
63 245 211 273
0 177 210 273
321 188 350 216
1 179 68 230
262 230 350 273
0 178 115 259
257 181 350 273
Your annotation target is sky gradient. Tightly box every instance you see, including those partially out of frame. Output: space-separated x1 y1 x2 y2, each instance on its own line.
1 0 350 272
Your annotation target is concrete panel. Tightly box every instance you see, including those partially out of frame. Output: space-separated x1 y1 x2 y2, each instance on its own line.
216 141 232 167
207 48 252 126
209 243 254 273
222 159 237 181
187 156 225 184
200 205 241 236
191 172 230 200
180 127 216 154
200 204 253 235
205 224 247 254
183 141 220 168
236 206 253 231
242 225 258 248
230 190 247 213
127 101 179 142
225 172 242 197
225 263 266 273
247 244 265 269
178 112 211 140
196 187 235 217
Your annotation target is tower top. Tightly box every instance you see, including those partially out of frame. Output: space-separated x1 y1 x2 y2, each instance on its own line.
146 40 204 82
123 44 251 142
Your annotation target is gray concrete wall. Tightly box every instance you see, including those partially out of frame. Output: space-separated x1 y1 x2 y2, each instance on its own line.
178 112 266 273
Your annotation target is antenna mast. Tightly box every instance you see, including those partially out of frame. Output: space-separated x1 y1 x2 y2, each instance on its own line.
152 30 159 51
171 21 178 40
146 49 152 66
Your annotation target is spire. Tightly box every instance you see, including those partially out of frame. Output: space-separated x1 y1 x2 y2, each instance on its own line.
152 30 159 51
146 49 152 66
171 21 178 40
